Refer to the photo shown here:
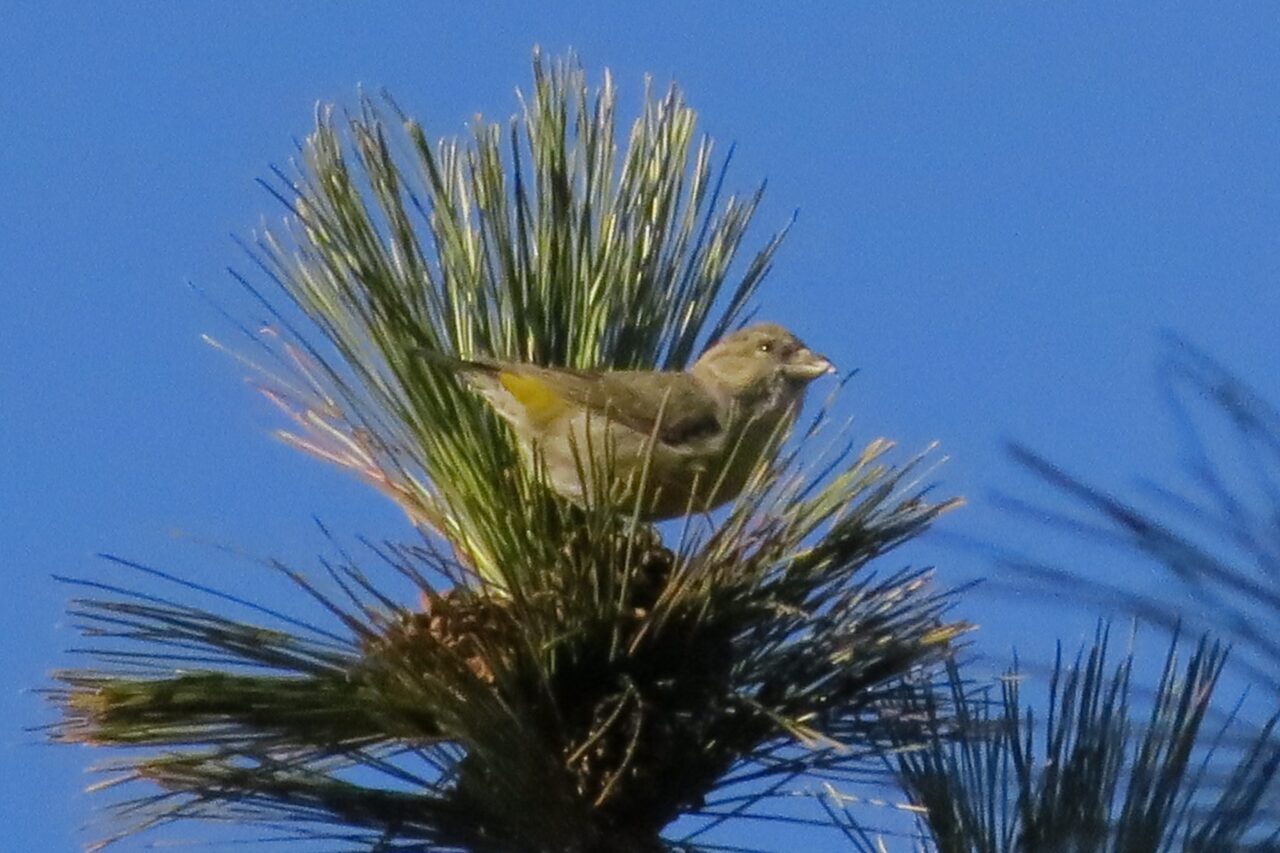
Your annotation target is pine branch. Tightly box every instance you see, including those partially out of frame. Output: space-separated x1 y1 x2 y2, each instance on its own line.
53 51 965 851
884 627 1280 852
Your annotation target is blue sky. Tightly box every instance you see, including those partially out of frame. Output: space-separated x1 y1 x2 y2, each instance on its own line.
3 4 1278 850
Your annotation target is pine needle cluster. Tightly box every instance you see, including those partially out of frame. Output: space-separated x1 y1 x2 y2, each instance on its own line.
51 52 965 852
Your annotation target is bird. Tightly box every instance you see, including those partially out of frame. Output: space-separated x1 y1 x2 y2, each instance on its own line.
422 323 834 519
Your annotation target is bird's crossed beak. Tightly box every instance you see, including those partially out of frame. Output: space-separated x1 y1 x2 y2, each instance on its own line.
786 347 836 380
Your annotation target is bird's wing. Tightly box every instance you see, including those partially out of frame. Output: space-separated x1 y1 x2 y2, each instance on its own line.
424 352 722 448
577 370 724 447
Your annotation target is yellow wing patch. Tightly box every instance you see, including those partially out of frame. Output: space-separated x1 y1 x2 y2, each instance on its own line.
498 371 570 427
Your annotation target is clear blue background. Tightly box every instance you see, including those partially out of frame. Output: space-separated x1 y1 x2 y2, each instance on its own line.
4 3 1278 850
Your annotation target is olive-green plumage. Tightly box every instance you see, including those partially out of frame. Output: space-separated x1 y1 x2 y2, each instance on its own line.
426 323 834 519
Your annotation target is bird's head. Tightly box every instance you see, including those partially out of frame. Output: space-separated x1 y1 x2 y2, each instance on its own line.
691 322 834 400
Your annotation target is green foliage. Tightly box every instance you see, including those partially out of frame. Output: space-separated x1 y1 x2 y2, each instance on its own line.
52 52 963 851
884 627 1280 852
236 48 784 584
889 338 1280 853
1005 338 1280 711
996 337 1280 847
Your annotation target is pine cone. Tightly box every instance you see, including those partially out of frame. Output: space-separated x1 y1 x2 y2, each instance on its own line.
363 589 513 684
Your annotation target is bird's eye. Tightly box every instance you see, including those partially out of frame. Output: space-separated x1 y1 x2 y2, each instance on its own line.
757 342 773 354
